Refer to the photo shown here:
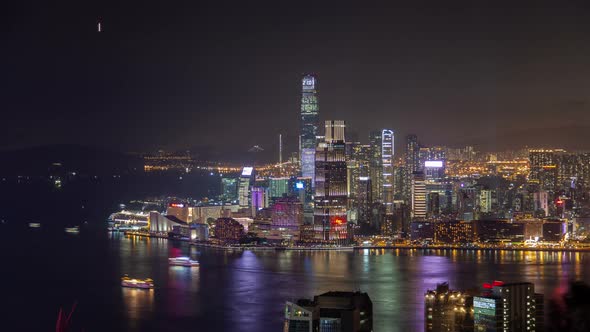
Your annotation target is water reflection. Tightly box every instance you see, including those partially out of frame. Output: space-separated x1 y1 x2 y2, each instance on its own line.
122 288 154 330
111 235 590 332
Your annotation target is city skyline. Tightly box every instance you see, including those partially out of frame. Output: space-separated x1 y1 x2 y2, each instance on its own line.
4 1 590 154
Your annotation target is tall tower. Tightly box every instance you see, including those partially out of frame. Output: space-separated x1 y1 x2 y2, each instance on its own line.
314 121 348 243
382 129 394 214
404 134 420 201
369 131 383 203
300 74 319 186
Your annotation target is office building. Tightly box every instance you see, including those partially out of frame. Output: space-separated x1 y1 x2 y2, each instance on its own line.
411 172 427 219
314 121 349 243
284 291 373 332
221 177 238 202
474 282 543 332
238 167 254 208
533 191 549 217
381 129 394 214
479 190 493 213
269 177 290 199
405 134 420 201
300 74 320 185
251 187 267 215
369 131 383 203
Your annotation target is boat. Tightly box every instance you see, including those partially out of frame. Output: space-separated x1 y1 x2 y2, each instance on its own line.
121 275 154 289
168 256 199 267
29 222 41 228
64 226 80 234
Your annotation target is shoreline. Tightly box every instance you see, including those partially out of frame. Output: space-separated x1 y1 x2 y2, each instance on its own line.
121 231 590 253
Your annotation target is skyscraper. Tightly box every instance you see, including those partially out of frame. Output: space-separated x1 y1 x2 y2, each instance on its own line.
369 131 383 203
382 129 394 214
405 134 420 201
411 172 427 220
238 167 253 209
300 74 319 186
314 121 348 242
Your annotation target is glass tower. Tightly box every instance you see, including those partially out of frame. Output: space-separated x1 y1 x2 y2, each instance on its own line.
300 74 319 185
382 129 394 214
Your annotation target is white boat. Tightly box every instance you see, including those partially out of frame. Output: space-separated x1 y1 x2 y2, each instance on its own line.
121 276 154 289
65 226 80 234
29 222 41 228
168 256 199 267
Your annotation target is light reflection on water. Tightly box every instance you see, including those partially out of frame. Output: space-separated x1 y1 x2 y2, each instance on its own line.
114 234 590 332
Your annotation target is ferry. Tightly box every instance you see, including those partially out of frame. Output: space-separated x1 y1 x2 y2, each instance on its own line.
121 275 154 289
64 226 80 234
168 256 199 267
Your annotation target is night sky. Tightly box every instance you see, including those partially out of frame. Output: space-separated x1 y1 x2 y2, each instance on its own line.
4 1 590 155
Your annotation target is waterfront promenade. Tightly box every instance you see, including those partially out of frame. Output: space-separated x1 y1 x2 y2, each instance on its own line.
122 230 590 253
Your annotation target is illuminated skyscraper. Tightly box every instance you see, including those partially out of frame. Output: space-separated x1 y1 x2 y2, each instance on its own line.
369 131 383 203
300 74 320 186
238 167 254 208
405 134 420 201
382 129 394 214
221 177 238 202
314 121 349 242
411 172 427 220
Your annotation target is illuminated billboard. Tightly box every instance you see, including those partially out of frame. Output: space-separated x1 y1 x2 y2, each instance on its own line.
424 160 443 168
330 216 347 225
169 203 185 208
241 167 254 176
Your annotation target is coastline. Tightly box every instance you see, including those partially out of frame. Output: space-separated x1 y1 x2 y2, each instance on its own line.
121 231 590 253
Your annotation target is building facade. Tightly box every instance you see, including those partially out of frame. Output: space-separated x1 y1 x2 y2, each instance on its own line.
314 121 349 243
300 74 320 185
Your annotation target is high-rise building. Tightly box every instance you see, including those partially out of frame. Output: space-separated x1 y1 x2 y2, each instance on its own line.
314 121 349 243
533 191 549 217
369 131 383 203
411 172 427 220
221 177 238 202
425 282 474 332
238 167 254 208
284 291 373 332
405 135 420 201
382 129 394 214
251 187 266 215
478 189 492 213
269 177 290 199
474 282 543 332
529 149 557 181
324 120 346 143
300 74 320 186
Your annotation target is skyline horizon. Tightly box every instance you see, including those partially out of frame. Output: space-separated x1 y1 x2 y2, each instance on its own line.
5 2 590 153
